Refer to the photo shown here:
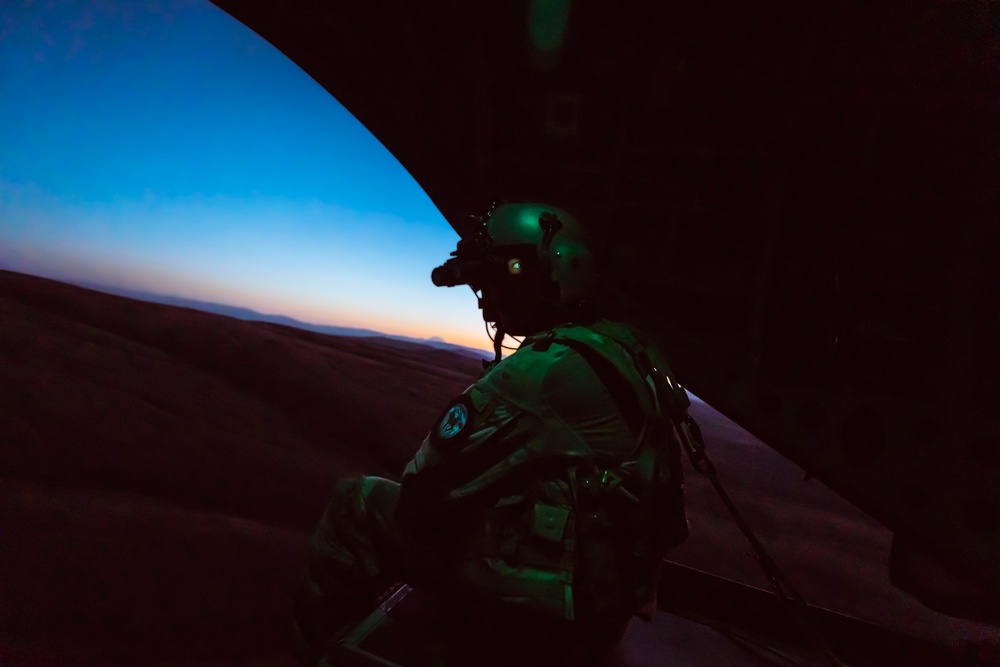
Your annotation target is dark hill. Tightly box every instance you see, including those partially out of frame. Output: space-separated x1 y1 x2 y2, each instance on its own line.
0 269 480 665
66 281 492 361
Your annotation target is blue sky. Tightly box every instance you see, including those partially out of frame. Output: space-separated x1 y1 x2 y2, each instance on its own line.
0 0 489 350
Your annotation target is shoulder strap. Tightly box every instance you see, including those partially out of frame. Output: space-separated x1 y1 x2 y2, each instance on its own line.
526 321 691 431
524 324 653 441
587 320 692 423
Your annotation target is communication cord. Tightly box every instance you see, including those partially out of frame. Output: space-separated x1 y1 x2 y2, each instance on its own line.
675 414 849 667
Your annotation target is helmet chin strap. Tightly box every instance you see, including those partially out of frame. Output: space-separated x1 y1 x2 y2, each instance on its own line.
491 324 505 365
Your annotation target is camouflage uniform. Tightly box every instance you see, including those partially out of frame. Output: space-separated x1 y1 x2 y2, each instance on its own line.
295 319 688 663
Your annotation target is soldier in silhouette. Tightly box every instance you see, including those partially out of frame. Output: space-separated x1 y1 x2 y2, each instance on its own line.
294 202 689 665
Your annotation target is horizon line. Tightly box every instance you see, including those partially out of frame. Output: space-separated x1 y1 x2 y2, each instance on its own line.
0 267 494 357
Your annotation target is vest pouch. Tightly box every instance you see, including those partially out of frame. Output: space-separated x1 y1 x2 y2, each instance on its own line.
517 502 575 572
530 503 570 544
479 494 529 563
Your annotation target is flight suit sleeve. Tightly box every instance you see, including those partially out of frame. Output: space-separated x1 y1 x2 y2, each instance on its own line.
397 382 521 529
396 345 621 536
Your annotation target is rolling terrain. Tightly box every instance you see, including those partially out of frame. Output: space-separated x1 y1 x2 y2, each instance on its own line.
64 281 492 360
1 269 996 665
0 270 479 666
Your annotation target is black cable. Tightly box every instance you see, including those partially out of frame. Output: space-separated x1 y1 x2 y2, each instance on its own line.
697 615 811 667
484 322 522 351
715 625 811 667
675 415 849 667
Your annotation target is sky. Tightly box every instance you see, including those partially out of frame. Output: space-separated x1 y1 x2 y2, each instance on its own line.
0 0 490 351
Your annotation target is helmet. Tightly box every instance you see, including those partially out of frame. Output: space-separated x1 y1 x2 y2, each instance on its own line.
432 202 598 307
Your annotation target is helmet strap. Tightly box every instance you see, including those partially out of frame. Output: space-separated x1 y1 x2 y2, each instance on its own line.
492 324 506 365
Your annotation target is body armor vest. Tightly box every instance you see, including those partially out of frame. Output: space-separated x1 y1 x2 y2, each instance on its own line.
459 320 689 623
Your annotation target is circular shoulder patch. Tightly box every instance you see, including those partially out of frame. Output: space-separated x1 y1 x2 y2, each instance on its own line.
431 396 474 445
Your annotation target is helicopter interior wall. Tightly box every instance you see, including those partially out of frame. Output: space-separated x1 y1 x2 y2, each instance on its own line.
208 0 1000 615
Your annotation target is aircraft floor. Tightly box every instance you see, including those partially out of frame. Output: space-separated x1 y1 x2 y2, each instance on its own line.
323 584 824 667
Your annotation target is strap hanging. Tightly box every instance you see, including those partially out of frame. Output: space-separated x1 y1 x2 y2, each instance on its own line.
673 414 848 667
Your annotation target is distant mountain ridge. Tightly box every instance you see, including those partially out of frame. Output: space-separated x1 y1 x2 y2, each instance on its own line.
70 280 492 360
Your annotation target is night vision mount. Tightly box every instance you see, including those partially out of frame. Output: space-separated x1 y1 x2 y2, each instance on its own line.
430 214 496 290
430 203 566 291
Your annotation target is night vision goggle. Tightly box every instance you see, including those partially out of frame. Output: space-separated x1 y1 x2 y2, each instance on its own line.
431 210 563 290
431 217 534 290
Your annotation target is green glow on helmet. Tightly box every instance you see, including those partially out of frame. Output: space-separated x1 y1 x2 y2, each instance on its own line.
485 202 596 305
528 0 569 54
516 207 541 236
508 259 523 274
